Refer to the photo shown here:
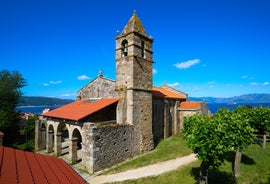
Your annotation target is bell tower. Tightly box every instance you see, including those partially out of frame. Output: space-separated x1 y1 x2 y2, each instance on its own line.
115 11 154 153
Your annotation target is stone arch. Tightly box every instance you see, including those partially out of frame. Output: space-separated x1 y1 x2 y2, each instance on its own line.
72 128 82 150
35 120 47 151
121 39 128 57
54 121 70 156
46 124 54 153
40 123 47 149
69 127 83 163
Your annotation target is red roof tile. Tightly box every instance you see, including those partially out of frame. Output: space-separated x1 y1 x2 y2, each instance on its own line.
0 146 87 184
180 101 201 109
152 87 186 99
43 98 118 121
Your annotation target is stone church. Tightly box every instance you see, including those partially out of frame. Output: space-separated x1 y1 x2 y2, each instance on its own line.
35 11 210 173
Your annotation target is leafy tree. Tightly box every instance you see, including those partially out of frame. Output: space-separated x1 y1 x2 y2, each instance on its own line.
250 106 270 149
183 107 255 183
183 114 229 184
0 70 26 145
218 107 255 177
26 115 38 139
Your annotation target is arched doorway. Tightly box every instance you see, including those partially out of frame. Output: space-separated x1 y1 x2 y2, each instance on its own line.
40 123 46 150
55 122 69 157
46 124 54 153
69 128 82 163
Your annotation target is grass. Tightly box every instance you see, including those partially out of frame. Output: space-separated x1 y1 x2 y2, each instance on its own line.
105 133 193 174
13 138 35 152
109 141 270 184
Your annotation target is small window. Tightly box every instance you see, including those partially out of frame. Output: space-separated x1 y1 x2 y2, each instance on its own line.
141 41 145 58
121 40 128 57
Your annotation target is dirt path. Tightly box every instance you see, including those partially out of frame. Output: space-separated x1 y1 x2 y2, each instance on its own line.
89 153 197 184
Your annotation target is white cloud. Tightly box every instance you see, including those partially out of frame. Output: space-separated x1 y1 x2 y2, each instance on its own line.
43 83 50 86
208 81 215 85
262 82 270 86
193 87 200 91
77 75 90 80
153 68 158 74
174 59 200 69
168 82 180 87
61 93 76 97
250 82 270 86
241 75 254 80
250 82 261 86
49 80 62 85
42 80 62 86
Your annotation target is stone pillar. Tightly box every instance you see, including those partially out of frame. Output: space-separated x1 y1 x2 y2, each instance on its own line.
117 87 127 124
173 101 180 135
35 120 42 151
82 123 95 173
46 130 54 153
163 100 169 139
54 132 62 156
40 128 46 150
69 137 78 163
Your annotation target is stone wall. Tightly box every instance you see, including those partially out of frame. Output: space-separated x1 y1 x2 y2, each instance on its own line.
132 90 154 153
178 102 211 130
77 76 118 99
152 98 181 145
152 99 165 145
82 123 134 173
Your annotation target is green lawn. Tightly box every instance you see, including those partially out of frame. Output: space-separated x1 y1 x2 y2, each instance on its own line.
105 133 193 174
109 139 270 183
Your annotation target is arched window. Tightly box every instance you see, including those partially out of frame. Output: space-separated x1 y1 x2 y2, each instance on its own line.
141 41 145 58
121 40 128 57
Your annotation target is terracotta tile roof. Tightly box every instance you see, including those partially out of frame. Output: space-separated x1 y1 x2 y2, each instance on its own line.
152 87 186 99
180 101 201 109
43 98 118 121
0 146 87 184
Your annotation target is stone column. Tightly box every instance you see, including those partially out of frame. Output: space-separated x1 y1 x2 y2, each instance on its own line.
54 132 62 156
173 101 180 135
82 123 95 173
116 87 127 124
40 127 46 150
69 137 78 163
47 130 54 153
35 120 42 151
163 100 169 139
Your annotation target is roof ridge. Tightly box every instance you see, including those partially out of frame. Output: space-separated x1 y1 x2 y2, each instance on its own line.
121 11 148 36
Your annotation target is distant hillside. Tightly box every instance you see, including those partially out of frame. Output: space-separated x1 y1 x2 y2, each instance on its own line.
19 96 74 106
189 93 270 103
18 94 270 106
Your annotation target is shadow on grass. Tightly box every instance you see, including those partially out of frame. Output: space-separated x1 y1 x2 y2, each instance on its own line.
191 167 236 184
224 151 256 165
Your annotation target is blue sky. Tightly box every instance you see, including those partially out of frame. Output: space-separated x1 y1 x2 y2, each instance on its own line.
1 0 270 99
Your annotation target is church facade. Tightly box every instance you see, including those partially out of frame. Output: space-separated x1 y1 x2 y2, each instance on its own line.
35 12 210 173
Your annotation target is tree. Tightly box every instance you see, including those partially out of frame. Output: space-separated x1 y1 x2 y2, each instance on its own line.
26 115 38 139
183 107 255 183
250 106 270 149
0 70 27 145
218 107 255 177
183 114 229 184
